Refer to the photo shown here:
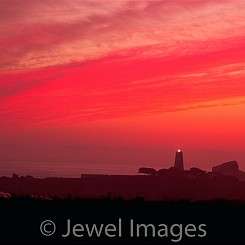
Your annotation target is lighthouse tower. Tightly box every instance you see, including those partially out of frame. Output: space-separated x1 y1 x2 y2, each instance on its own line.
174 149 184 170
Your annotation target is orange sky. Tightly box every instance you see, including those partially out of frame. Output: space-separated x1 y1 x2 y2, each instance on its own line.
0 0 245 175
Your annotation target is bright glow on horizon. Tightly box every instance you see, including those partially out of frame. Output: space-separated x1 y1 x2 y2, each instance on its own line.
177 149 181 153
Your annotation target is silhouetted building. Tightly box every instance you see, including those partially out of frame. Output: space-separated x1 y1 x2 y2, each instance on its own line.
174 149 184 170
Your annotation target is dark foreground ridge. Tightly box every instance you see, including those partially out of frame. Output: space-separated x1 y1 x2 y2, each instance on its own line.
1 164 245 200
0 197 245 244
1 156 245 244
2 158 245 200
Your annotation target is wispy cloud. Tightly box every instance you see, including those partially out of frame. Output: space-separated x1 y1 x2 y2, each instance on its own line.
0 0 245 127
1 0 245 70
1 44 245 126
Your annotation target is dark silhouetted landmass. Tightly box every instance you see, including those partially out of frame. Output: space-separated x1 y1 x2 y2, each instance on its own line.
0 160 245 200
0 162 245 200
212 160 245 181
1 160 245 244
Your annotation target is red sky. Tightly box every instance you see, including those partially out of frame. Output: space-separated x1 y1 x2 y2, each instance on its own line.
0 0 245 175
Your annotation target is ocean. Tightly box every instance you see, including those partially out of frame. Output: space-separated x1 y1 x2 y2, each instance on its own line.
0 160 138 178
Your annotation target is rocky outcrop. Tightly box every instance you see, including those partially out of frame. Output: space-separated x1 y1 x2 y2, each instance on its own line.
212 161 245 181
212 161 239 175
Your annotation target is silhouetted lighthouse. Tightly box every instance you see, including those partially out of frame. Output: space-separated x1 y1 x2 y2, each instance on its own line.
174 149 184 170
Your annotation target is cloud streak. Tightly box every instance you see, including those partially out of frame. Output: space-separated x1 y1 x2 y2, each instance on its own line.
1 0 245 170
1 44 245 126
1 0 245 70
0 0 245 127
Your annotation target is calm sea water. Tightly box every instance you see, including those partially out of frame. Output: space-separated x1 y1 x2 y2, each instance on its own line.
0 161 139 178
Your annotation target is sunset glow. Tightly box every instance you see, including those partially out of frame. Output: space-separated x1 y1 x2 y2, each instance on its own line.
0 0 245 176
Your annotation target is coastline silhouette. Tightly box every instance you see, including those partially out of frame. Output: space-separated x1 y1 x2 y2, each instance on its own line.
1 150 245 244
1 150 245 200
